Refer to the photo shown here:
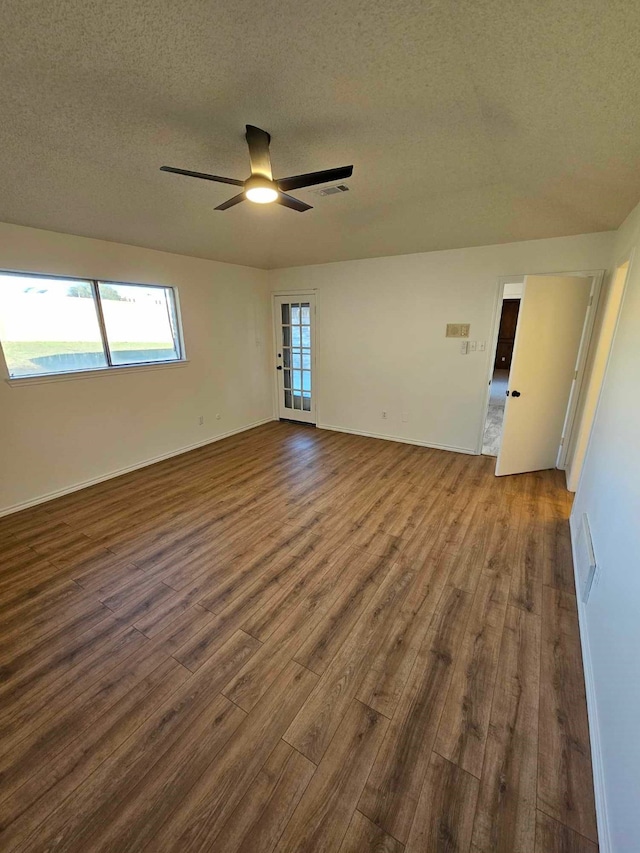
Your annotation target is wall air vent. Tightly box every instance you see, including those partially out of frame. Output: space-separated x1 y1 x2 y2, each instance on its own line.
310 184 350 197
576 513 597 603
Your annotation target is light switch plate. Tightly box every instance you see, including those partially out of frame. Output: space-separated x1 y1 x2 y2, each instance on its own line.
460 341 469 354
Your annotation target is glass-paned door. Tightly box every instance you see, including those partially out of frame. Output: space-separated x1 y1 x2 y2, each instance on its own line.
274 294 315 423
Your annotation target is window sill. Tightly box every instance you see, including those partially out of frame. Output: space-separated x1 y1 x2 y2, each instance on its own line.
4 359 190 387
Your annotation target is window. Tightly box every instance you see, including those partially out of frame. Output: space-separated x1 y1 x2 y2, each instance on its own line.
0 272 183 379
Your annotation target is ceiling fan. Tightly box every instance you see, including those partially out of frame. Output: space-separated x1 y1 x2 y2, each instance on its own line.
160 125 353 213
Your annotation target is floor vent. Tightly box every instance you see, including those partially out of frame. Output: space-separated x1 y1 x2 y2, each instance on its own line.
576 513 597 603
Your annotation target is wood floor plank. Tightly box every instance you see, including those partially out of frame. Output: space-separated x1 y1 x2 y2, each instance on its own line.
293 548 395 676
141 660 317 851
213 740 315 853
0 583 104 656
355 549 452 717
470 605 541 853
538 587 597 842
405 752 479 853
222 549 360 712
0 623 148 753
338 810 404 853
534 810 598 853
0 609 125 710
444 500 495 594
0 423 597 852
67 692 246 852
509 498 545 616
358 585 472 842
542 502 576 594
433 569 510 778
240 541 349 643
0 658 190 850
15 630 260 851
284 560 417 763
275 700 389 853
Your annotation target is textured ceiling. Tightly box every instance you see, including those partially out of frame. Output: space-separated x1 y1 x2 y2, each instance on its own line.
1 1 640 269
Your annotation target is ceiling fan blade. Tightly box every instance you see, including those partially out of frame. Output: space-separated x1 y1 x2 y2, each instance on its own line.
277 165 353 192
245 125 273 180
276 192 312 213
215 193 246 211
160 166 243 187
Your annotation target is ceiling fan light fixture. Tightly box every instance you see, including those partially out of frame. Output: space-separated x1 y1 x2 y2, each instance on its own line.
244 176 278 204
161 124 352 213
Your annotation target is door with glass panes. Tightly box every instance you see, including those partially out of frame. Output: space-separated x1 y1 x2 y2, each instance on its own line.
274 295 315 423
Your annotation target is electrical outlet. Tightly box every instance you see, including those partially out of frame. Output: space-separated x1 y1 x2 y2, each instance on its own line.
198 416 204 426
215 413 221 420
469 341 477 352
401 411 409 423
479 341 486 352
382 411 388 419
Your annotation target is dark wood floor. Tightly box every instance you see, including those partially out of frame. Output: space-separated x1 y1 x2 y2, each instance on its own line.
0 422 598 852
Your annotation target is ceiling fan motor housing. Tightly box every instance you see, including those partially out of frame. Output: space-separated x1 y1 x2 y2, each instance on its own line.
244 174 278 203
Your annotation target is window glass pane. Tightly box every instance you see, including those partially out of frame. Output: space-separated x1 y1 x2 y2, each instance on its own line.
282 326 291 347
292 326 301 347
302 370 311 392
284 389 292 409
0 274 107 377
293 393 302 410
291 304 300 324
302 326 311 347
303 396 311 411
292 350 301 369
281 304 290 325
98 283 180 366
282 348 291 368
302 350 311 369
292 369 302 391
301 304 310 324
284 369 291 389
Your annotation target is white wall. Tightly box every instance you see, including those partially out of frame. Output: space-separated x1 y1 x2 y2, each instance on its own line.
571 203 640 852
269 233 613 452
0 222 272 514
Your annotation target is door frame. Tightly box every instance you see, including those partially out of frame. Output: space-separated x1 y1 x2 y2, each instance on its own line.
477 269 605 463
556 270 604 469
271 290 319 424
566 250 634 491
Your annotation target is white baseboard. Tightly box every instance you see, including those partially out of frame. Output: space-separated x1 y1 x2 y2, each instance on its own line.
317 422 476 455
0 417 276 518
569 514 611 853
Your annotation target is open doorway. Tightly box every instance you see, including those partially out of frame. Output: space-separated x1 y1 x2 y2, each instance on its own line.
481 272 603 477
482 283 522 456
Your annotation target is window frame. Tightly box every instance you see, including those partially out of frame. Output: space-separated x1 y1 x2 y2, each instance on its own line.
0 269 187 384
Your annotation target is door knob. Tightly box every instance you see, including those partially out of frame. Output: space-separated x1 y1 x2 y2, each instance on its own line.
511 390 521 397
276 366 282 371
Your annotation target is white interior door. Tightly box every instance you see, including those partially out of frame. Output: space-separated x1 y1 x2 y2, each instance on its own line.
496 275 592 476
274 294 316 424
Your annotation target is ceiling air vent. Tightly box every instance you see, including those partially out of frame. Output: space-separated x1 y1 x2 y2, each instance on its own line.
310 184 350 197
